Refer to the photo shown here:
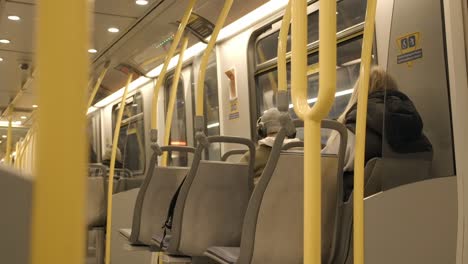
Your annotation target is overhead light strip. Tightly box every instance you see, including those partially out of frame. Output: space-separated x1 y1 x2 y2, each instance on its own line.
90 0 290 111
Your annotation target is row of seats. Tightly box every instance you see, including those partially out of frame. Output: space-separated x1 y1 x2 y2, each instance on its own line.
87 163 143 264
111 116 435 263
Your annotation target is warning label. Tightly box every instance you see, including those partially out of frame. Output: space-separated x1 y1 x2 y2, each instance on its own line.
397 49 423 64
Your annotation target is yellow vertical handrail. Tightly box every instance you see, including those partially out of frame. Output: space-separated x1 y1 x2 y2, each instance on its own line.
87 61 111 110
353 0 377 263
162 37 189 166
31 0 89 263
5 107 13 165
290 0 336 264
151 0 197 137
104 74 133 264
195 0 233 121
277 0 291 94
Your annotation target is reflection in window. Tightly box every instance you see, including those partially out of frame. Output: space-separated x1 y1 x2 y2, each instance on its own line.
256 36 365 144
204 53 221 160
111 92 145 174
255 0 366 64
164 76 188 166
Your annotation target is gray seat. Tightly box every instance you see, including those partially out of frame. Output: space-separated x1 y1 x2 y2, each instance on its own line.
123 146 195 246
206 120 347 264
0 165 33 264
332 143 433 264
205 247 240 264
157 136 255 259
221 149 248 162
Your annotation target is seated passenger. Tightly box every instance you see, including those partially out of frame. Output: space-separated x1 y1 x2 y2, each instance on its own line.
102 144 124 169
323 67 432 200
240 108 299 185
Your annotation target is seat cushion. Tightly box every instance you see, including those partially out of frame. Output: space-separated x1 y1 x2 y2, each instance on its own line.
119 228 132 240
152 234 171 251
205 247 240 264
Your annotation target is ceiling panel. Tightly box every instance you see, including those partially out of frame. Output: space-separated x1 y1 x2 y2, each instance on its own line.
0 1 35 109
93 0 158 18
91 13 138 56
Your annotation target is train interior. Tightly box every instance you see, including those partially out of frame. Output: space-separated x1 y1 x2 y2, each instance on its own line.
0 0 467 263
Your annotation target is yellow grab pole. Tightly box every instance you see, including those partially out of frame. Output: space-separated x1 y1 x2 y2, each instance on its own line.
87 61 111 110
195 0 233 118
5 108 13 165
32 0 89 263
277 0 291 93
290 0 336 263
151 0 197 134
104 73 133 264
353 0 377 263
162 37 189 166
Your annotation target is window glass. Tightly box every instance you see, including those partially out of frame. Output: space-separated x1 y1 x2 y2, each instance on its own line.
255 0 366 64
111 92 145 174
257 36 363 118
164 76 188 166
87 113 101 163
204 53 221 160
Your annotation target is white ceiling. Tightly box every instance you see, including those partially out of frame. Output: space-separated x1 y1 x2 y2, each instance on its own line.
0 0 268 158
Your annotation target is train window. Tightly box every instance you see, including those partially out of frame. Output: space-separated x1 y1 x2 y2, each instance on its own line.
164 75 189 166
111 92 145 174
87 112 101 163
256 35 364 122
255 0 366 64
191 52 222 160
204 53 221 160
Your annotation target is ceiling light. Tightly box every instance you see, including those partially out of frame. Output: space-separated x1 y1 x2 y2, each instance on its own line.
136 0 149 6
8 15 21 21
0 58 3 62
20 116 27 120
32 104 38 108
88 49 97 54
0 141 2 144
2 135 6 139
0 39 11 44
108 27 120 33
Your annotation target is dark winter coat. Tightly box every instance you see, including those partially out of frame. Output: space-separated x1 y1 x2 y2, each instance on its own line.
342 90 432 200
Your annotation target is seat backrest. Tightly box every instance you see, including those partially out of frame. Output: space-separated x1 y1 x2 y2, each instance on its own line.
364 138 433 197
129 146 194 245
237 120 347 264
0 166 33 264
333 144 434 263
249 153 338 264
168 136 255 257
221 149 248 162
87 176 106 228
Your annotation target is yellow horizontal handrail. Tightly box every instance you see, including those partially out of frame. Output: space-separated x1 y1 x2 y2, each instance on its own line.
195 0 233 118
151 0 197 134
87 61 110 110
290 0 336 263
162 37 189 166
353 0 378 263
104 73 133 264
31 0 89 263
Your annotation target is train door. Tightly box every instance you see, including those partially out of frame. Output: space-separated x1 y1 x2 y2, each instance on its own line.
163 54 221 166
